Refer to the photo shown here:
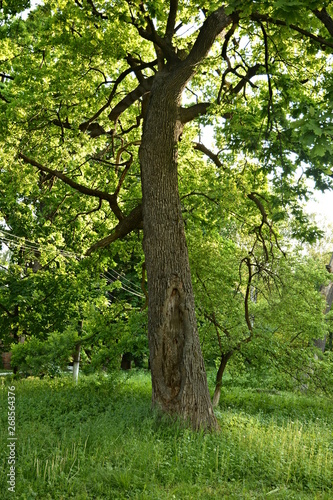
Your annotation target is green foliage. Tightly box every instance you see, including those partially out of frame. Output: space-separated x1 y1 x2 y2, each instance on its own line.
188 214 330 392
10 328 77 377
0 0 30 17
0 371 332 499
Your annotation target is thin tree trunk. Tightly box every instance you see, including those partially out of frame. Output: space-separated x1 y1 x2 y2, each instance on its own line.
212 352 233 407
140 72 218 430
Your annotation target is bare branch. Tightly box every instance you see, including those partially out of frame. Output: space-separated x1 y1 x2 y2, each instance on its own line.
193 142 225 170
180 102 211 123
165 0 179 42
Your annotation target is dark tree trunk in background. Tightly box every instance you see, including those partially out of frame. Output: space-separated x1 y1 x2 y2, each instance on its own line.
212 352 233 407
140 71 218 430
121 352 132 370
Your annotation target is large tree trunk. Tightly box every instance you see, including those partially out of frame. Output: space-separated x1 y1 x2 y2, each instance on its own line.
140 71 218 430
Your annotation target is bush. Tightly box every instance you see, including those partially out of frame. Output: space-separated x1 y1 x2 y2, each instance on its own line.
10 328 77 377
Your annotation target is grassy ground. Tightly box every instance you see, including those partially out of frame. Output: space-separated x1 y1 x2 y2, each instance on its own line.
0 370 332 499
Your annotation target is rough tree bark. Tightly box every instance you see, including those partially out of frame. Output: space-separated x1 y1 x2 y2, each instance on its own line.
140 71 218 430
138 7 234 430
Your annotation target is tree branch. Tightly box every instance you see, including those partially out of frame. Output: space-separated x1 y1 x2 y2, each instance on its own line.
70 198 103 223
259 22 273 133
251 12 333 50
18 153 124 221
231 63 262 95
0 93 9 103
242 256 254 338
180 102 211 123
85 204 143 255
86 0 108 19
247 192 286 258
165 0 179 42
81 60 157 132
108 76 154 123
127 1 178 63
114 155 133 197
184 8 236 70
181 191 218 204
0 73 14 80
193 142 225 170
313 7 333 37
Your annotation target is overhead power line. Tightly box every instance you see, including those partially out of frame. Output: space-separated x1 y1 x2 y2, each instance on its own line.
0 229 144 299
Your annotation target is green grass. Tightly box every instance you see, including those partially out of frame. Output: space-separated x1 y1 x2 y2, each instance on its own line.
0 371 332 499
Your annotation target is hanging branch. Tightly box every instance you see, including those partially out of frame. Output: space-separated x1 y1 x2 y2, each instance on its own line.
242 256 254 339
247 192 286 258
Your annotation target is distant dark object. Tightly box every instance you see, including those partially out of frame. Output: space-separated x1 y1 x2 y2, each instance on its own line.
121 352 132 370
